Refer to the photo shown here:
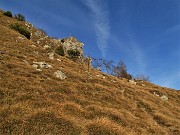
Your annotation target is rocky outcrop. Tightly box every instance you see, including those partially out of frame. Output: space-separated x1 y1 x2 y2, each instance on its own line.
60 36 84 58
25 22 84 60
149 90 168 101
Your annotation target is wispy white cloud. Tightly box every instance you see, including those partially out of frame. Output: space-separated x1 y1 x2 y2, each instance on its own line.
109 34 147 75
83 0 110 57
125 32 148 74
130 41 147 74
153 71 180 90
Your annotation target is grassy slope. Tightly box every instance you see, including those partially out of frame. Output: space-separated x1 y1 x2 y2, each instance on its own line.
0 11 180 135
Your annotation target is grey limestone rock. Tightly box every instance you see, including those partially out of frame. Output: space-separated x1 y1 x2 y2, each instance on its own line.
54 70 66 79
129 80 137 85
32 61 52 69
160 95 168 101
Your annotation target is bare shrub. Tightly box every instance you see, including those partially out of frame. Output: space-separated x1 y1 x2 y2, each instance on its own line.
112 60 132 80
135 74 150 82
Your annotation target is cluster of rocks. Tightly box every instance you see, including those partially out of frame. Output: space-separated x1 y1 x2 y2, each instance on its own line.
96 74 106 79
149 90 168 101
128 80 146 86
25 22 33 30
34 30 45 38
31 61 66 80
32 61 52 71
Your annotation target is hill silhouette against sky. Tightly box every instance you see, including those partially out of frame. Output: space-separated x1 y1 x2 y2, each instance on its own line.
0 0 179 90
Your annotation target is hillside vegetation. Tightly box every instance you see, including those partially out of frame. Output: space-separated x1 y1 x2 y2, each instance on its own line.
0 10 180 135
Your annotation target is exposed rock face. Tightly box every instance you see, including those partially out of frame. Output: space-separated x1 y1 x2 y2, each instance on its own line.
26 23 84 60
61 36 84 58
54 70 66 79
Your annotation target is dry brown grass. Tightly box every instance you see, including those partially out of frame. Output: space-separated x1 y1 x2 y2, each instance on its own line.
0 10 180 135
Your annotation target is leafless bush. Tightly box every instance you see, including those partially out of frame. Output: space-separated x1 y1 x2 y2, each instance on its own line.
112 60 132 80
134 74 150 82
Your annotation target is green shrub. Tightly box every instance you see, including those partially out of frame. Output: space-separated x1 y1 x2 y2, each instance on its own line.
67 49 80 59
14 14 25 21
10 23 30 39
56 45 65 56
3 11 12 17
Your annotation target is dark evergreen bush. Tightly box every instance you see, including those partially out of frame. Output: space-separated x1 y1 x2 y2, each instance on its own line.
3 11 12 17
10 23 30 39
56 46 65 56
67 49 80 59
14 14 25 21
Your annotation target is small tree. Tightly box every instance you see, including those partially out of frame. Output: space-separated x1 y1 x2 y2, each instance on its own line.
14 14 25 21
92 58 114 74
102 59 114 74
112 60 132 80
3 11 12 17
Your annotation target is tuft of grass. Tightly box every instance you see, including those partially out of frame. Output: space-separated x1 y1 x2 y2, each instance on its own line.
136 100 154 114
32 101 53 108
153 114 171 127
25 112 80 135
0 118 24 135
87 117 128 135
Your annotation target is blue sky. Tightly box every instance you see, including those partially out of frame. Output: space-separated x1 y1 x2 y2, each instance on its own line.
0 0 180 90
